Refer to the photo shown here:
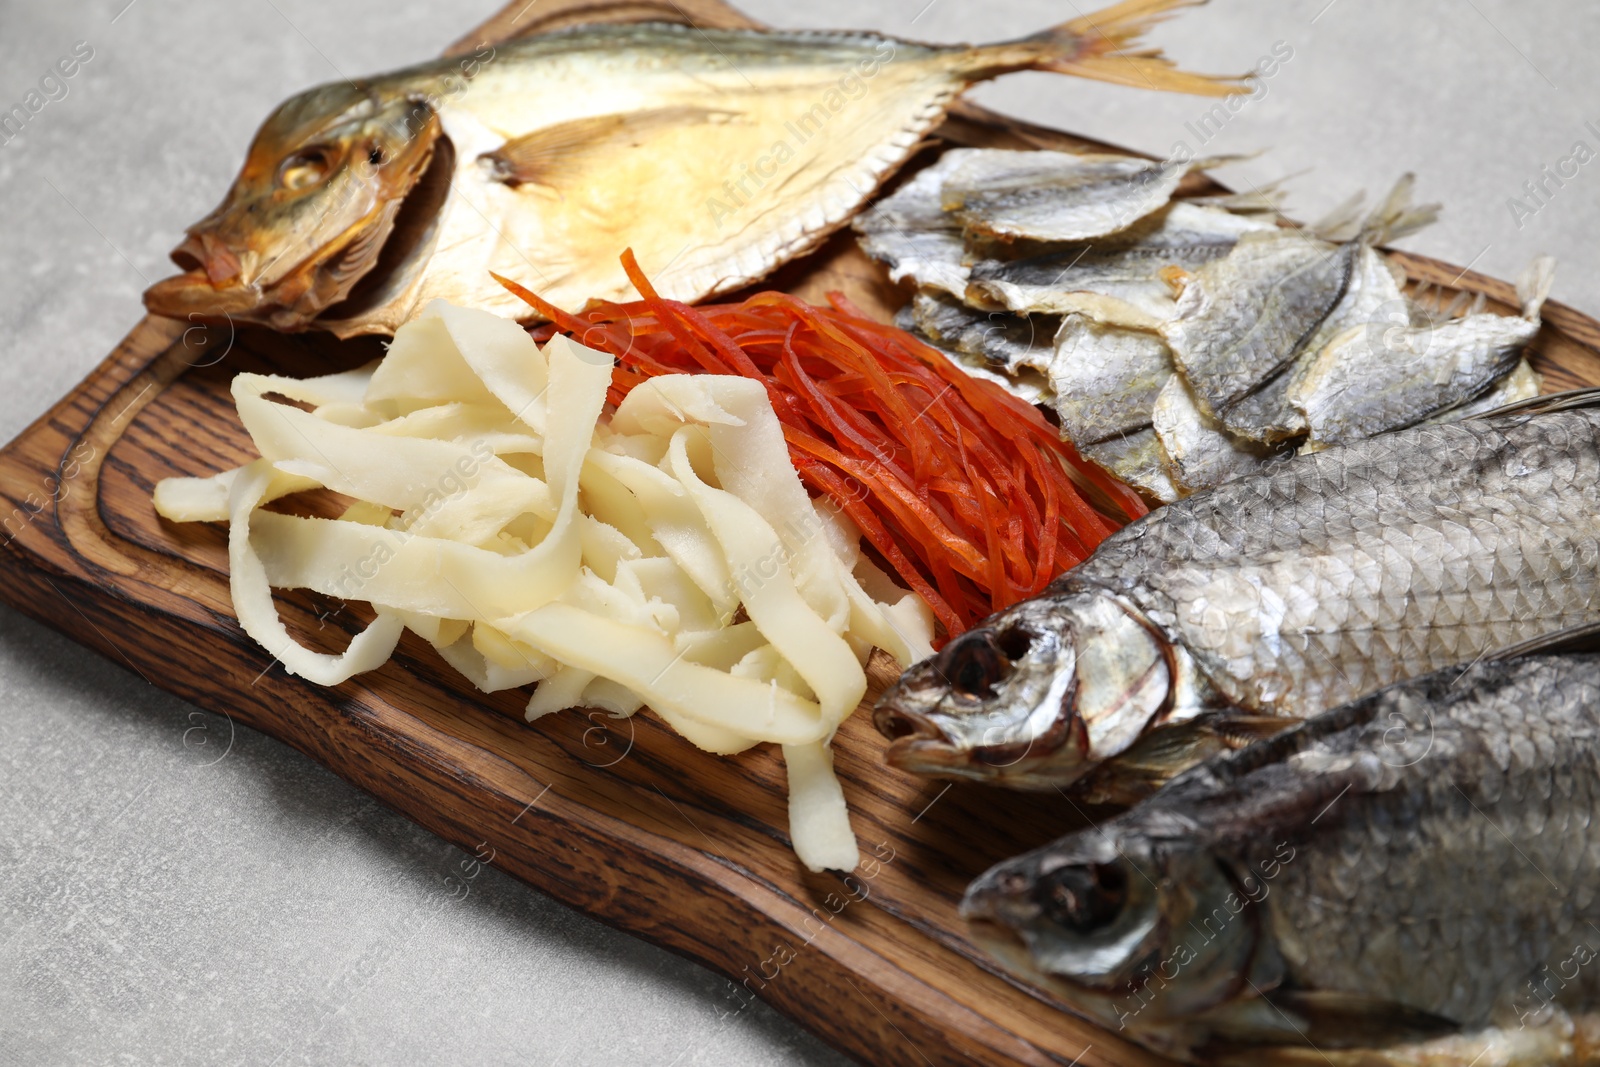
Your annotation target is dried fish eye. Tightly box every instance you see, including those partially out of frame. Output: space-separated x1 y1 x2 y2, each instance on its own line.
278 147 334 191
939 629 1014 699
993 626 1034 662
1040 862 1128 935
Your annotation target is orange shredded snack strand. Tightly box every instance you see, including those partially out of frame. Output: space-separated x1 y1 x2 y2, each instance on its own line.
494 256 1146 640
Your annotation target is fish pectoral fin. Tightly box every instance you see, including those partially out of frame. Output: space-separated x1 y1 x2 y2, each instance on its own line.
480 107 743 189
1209 714 1300 751
1072 713 1300 806
1200 990 1458 1054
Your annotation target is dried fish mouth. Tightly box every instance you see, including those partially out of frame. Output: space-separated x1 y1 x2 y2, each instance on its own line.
149 134 455 332
876 590 1182 790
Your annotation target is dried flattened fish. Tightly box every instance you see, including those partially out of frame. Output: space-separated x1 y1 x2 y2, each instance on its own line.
1219 244 1410 443
1150 373 1273 493
1049 313 1174 444
942 150 1242 244
1426 357 1542 424
1162 176 1437 422
143 2 1240 336
854 155 971 297
910 290 1055 376
1292 257 1555 446
1081 428 1182 505
896 304 1054 406
965 201 1276 326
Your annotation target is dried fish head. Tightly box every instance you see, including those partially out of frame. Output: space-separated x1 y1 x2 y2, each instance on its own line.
875 589 1174 789
962 822 1260 1053
145 83 447 330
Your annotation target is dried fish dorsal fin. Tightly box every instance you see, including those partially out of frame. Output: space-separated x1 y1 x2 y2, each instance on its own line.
1516 254 1557 318
481 107 742 188
1307 175 1438 245
446 0 763 54
1188 171 1293 215
1307 190 1367 242
1357 173 1440 246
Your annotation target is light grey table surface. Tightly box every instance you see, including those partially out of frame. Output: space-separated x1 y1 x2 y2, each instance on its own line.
2 1 1596 1064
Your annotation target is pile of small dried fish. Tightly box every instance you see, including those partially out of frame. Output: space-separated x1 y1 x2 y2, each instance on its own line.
855 149 1553 501
963 648 1600 1066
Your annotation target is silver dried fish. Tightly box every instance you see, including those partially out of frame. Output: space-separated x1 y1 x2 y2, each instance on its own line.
1292 257 1556 446
942 150 1241 244
910 290 1055 375
1427 358 1542 424
965 201 1276 326
1081 429 1182 506
1049 313 1174 444
963 651 1600 1067
874 391 1600 793
854 155 972 297
1161 176 1437 422
1218 244 1410 443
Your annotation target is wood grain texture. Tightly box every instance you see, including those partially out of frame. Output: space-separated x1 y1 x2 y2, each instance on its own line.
6 4 1600 1066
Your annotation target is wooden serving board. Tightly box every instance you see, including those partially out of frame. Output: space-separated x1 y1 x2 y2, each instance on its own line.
7 6 1600 1067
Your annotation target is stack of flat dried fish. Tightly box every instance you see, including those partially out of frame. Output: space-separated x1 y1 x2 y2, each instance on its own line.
856 149 1553 502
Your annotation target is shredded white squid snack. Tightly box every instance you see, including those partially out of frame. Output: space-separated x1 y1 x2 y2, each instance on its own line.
154 299 934 872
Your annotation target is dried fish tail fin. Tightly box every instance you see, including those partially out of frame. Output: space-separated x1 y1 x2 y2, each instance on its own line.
1358 173 1441 246
1516 254 1558 318
964 0 1245 96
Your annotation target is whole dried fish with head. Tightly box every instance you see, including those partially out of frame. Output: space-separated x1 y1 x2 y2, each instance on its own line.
874 391 1600 795
941 150 1241 244
1291 257 1556 446
963 650 1600 1067
1161 177 1436 424
965 200 1277 327
143 0 1238 336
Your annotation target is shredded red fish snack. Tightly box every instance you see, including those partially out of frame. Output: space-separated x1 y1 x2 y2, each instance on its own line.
495 254 1146 639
